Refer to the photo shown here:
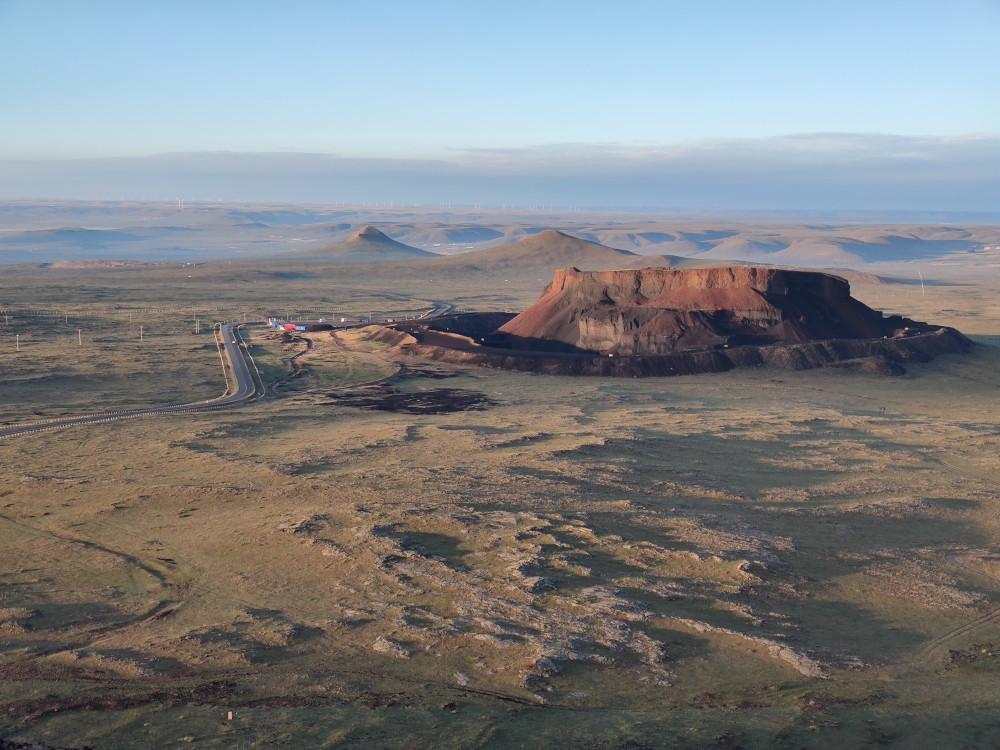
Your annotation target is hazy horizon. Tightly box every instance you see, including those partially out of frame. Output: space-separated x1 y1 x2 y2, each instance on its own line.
3 132 1000 212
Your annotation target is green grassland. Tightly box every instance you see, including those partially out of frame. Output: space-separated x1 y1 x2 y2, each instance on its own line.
1 260 999 749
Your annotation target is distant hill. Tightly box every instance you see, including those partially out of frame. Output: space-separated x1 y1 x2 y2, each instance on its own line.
41 259 156 270
391 225 507 249
288 226 437 262
415 228 895 286
634 227 987 266
0 227 146 246
4 200 996 271
427 230 643 273
622 254 749 272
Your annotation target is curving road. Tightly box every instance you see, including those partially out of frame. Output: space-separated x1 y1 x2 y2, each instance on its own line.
0 323 260 440
0 300 455 441
215 323 258 405
418 301 455 319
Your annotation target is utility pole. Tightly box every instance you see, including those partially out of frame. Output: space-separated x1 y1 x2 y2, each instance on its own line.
15 334 19 352
139 326 144 342
78 329 82 347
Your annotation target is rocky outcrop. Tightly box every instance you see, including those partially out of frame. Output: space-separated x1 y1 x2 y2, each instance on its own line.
499 266 920 356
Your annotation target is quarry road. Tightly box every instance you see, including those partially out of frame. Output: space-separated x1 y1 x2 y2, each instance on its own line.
0 323 261 441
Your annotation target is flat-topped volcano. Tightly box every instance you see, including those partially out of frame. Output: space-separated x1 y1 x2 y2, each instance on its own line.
392 265 969 377
499 266 929 355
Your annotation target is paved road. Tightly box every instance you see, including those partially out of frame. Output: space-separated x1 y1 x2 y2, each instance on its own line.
0 323 259 440
418 301 455 319
215 323 257 405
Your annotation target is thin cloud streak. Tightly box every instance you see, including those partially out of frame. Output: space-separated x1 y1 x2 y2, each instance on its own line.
1 133 998 211
452 133 1000 172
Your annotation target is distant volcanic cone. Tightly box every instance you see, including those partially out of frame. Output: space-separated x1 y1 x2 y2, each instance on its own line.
356 225 386 239
287 225 436 262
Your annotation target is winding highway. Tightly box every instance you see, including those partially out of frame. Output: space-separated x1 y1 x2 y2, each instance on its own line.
418 301 455 319
0 323 260 440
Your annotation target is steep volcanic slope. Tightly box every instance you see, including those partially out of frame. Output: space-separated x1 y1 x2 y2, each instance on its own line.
499 266 925 356
289 226 437 262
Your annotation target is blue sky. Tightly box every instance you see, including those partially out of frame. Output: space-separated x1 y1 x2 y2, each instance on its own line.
2 0 997 158
1 1 998 209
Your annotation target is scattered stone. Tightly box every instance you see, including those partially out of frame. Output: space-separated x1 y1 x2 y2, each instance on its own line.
948 642 997 668
372 636 411 659
278 515 328 535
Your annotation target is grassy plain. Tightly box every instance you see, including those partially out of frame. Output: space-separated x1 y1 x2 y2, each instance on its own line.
1 260 999 749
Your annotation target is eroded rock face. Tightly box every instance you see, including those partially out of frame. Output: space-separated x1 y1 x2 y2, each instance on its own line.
499 266 918 355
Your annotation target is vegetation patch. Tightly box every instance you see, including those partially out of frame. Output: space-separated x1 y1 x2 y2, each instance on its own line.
324 385 496 414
